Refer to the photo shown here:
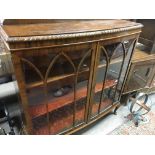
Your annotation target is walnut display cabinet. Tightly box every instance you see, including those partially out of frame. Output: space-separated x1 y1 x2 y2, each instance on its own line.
0 20 143 135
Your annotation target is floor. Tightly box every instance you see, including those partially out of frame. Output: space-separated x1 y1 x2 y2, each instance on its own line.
78 93 155 135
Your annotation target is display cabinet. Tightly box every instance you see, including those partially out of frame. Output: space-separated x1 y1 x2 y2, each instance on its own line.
123 49 155 94
0 20 142 134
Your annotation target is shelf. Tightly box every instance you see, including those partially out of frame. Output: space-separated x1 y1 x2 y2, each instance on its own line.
26 57 122 90
29 79 117 119
33 98 112 135
26 68 90 89
33 103 85 135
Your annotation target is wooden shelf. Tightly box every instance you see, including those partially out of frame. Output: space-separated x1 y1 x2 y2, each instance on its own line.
33 103 85 135
33 98 113 135
26 57 122 90
29 79 117 119
26 68 89 89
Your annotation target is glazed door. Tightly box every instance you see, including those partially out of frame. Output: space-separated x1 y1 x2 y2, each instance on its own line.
16 43 95 134
89 39 137 119
124 60 155 93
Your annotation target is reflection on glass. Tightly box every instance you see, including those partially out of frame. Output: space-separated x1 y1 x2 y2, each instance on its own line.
32 115 49 135
20 45 92 134
74 50 91 126
117 39 135 96
91 42 125 117
49 104 74 134
46 54 75 134
91 47 109 117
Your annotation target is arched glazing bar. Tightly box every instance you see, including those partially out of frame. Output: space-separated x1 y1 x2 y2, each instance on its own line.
109 42 126 103
117 39 137 101
45 52 76 133
75 48 93 125
98 46 110 114
21 58 49 134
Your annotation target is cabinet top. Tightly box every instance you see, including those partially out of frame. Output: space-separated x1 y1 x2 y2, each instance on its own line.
0 20 143 42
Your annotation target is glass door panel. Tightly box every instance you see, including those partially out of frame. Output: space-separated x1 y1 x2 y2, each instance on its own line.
46 52 75 134
90 42 125 118
19 44 93 134
117 39 136 96
75 50 91 126
91 46 109 117
47 47 93 134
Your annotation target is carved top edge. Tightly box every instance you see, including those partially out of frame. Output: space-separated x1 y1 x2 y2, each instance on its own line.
1 24 143 43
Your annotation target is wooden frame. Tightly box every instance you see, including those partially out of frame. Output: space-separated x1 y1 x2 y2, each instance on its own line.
123 49 155 94
0 20 142 134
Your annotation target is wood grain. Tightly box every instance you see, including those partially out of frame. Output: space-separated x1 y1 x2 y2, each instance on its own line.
2 20 141 37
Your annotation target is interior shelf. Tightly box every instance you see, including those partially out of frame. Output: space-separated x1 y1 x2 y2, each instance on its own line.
26 68 89 89
33 104 85 135
33 98 113 135
26 57 122 90
29 79 117 119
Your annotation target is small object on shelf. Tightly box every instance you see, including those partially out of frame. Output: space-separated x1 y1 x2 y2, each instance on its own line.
83 64 87 68
53 85 72 97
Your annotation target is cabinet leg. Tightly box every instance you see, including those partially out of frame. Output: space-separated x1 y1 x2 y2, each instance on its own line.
113 106 119 115
114 107 118 115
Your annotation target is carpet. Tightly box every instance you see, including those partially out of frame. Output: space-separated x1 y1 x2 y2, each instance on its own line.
109 109 155 135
